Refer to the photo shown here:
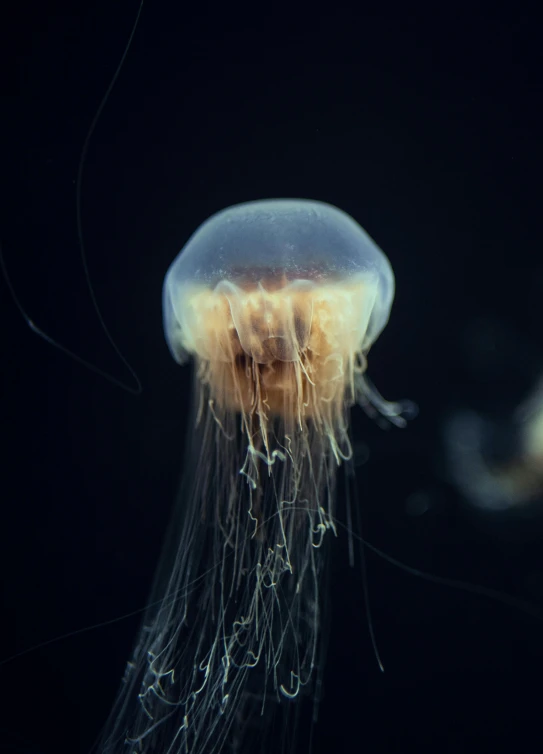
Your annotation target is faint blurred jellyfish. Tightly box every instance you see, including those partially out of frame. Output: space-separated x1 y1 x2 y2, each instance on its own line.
101 199 408 753
445 376 543 512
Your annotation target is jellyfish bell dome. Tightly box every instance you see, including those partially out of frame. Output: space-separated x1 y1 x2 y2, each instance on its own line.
163 199 395 366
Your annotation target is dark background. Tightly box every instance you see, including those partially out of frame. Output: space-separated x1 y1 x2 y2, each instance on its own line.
2 3 543 753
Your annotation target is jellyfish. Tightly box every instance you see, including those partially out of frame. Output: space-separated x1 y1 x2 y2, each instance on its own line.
445 375 543 511
100 199 408 754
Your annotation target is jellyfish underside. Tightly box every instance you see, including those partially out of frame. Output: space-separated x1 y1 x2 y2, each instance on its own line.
101 200 404 754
